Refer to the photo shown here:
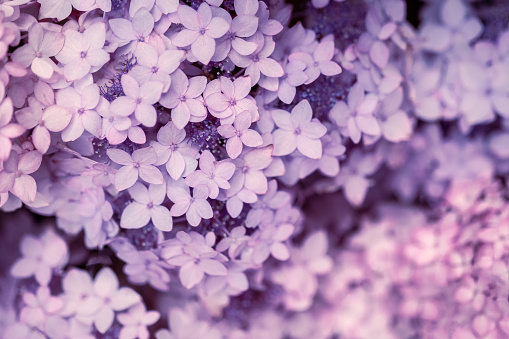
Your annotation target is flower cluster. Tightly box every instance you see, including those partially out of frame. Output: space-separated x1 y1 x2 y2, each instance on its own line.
2 0 509 337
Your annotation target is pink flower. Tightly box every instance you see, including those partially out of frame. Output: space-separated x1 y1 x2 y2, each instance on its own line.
329 83 380 144
0 97 25 160
110 74 163 128
109 8 155 53
167 184 213 227
171 3 230 65
121 183 173 231
118 303 160 339
230 36 284 86
11 23 64 79
10 229 68 285
87 267 142 333
272 100 327 159
211 0 259 61
205 76 257 124
277 59 308 104
217 110 263 159
56 22 109 81
159 70 207 129
151 121 196 180
56 83 103 142
107 147 164 191
20 287 64 329
185 150 236 199
129 44 185 93
97 99 132 145
289 40 342 84
16 98 72 154
226 145 273 217
0 149 42 204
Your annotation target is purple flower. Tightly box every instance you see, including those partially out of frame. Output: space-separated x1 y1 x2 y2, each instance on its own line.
167 184 213 227
205 76 257 124
109 74 163 128
107 147 164 191
0 149 42 204
185 150 236 199
56 22 109 81
171 3 230 65
272 100 327 159
11 23 64 79
217 110 263 159
159 70 207 129
121 182 172 231
151 121 197 180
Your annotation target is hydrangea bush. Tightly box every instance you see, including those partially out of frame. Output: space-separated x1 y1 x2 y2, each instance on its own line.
1 0 509 337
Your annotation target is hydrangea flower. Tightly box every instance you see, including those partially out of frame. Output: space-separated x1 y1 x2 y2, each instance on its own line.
167 184 213 227
107 147 164 191
56 22 110 81
171 3 230 65
11 23 64 79
120 183 173 231
10 229 68 285
272 100 327 159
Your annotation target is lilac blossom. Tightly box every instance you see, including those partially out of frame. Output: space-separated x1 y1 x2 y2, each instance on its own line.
15 98 72 154
11 23 64 79
171 3 230 65
19 286 64 329
167 184 213 227
55 83 103 142
184 150 235 199
107 147 164 191
226 145 273 217
229 36 284 86
329 83 380 144
0 149 42 204
108 8 155 53
129 44 185 93
10 229 68 285
120 183 173 231
217 110 263 159
289 40 342 84
56 22 109 81
211 0 259 61
272 100 327 159
205 76 257 124
151 121 197 180
159 70 207 129
118 303 160 339
109 74 163 128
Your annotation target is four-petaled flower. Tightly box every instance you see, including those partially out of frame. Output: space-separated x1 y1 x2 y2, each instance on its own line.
217 110 263 159
172 3 230 65
272 100 327 159
121 183 173 231
107 147 164 191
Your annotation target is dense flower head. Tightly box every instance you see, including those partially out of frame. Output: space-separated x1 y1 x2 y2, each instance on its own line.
3 0 509 337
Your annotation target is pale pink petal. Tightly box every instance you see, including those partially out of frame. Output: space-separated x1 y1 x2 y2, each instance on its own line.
179 262 204 289
226 136 243 159
297 136 322 159
272 129 296 156
107 149 133 165
151 205 173 231
370 41 389 69
94 307 115 334
199 259 227 276
271 242 290 260
12 174 37 203
191 35 215 65
111 287 141 311
240 129 263 147
121 202 151 228
115 166 139 191
32 126 50 154
171 29 200 47
138 164 164 184
94 267 119 297
206 17 230 38
135 103 157 127
166 150 186 180
258 58 284 77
